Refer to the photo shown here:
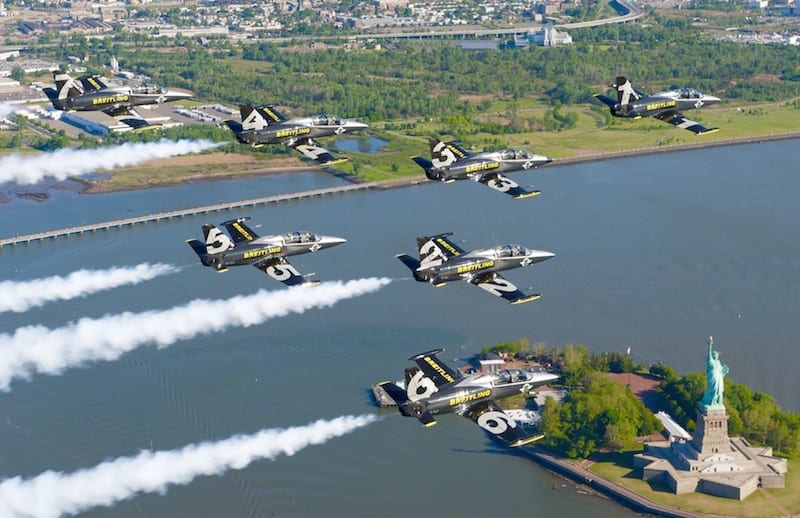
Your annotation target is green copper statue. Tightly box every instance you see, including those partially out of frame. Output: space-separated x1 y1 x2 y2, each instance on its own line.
701 336 728 411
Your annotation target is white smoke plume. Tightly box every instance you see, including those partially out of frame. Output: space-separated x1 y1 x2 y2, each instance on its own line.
0 263 178 314
0 102 18 118
0 277 391 390
0 414 378 517
0 139 222 185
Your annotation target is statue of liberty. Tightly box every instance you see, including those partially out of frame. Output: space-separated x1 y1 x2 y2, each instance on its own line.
701 336 728 411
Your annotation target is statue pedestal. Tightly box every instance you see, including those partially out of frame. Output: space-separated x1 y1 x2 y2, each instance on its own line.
694 407 732 455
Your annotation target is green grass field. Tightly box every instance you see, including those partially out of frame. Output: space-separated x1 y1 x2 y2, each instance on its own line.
330 98 800 183
4 96 798 191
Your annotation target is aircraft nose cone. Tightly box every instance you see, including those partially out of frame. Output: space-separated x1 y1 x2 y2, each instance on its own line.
320 236 347 248
347 121 369 130
165 90 194 101
529 250 555 263
704 95 721 104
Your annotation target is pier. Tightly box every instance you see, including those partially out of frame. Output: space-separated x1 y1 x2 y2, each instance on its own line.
0 177 423 249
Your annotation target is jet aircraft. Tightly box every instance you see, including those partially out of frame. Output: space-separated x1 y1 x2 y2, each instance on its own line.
412 138 552 199
396 232 554 304
44 71 193 130
593 76 720 135
186 217 346 286
378 348 559 447
225 104 368 165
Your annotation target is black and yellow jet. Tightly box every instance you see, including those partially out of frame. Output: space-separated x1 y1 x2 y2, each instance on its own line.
412 138 552 199
187 217 346 287
396 232 554 304
378 348 558 447
44 71 192 130
225 104 368 165
594 76 721 135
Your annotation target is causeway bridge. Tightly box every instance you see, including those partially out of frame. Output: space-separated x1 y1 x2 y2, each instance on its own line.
0 177 422 249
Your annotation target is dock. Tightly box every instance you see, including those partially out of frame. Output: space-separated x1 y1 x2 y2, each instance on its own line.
0 177 423 249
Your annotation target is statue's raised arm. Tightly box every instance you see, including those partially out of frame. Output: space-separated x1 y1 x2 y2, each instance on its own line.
701 336 729 411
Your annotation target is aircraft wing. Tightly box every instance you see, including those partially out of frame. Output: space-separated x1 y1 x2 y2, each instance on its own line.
408 349 461 387
470 272 540 304
654 110 718 135
254 257 319 287
459 399 545 447
103 107 155 130
420 232 466 260
477 172 540 199
291 138 346 165
79 75 108 92
255 105 288 124
221 218 260 244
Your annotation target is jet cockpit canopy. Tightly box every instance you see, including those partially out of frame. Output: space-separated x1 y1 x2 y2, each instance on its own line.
498 149 531 160
678 87 702 99
285 231 319 244
133 84 166 95
494 369 531 385
494 244 527 258
312 114 342 126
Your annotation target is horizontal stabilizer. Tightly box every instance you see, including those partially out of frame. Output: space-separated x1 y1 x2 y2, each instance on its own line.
378 381 410 406
593 94 618 108
225 119 243 135
186 238 207 258
412 156 434 174
396 253 423 281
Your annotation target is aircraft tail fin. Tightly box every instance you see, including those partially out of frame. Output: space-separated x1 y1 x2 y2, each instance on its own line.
429 138 469 169
51 71 84 103
378 381 437 427
239 103 271 131
613 76 640 105
202 224 234 255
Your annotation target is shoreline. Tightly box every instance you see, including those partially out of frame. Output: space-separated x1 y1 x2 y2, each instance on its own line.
77 131 800 196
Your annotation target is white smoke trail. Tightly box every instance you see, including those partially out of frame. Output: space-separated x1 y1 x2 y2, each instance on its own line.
0 414 378 517
0 277 391 390
0 263 178 314
0 102 18 118
0 139 222 185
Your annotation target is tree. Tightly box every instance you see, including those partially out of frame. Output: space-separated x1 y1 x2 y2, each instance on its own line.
10 66 25 83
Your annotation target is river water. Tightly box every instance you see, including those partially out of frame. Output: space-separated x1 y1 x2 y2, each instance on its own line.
0 139 798 517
